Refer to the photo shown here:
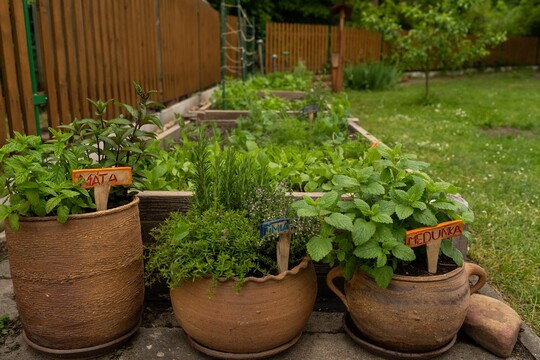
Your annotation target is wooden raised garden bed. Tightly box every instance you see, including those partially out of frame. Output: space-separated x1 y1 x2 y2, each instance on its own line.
146 114 468 305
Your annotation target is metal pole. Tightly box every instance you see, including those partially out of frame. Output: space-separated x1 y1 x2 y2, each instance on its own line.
257 39 264 75
220 1 226 110
242 16 247 82
23 0 45 137
236 0 244 82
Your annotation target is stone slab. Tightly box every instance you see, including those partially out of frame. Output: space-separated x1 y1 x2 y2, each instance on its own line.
0 279 17 318
1 327 535 360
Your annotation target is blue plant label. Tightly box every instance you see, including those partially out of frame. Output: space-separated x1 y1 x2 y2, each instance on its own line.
302 104 319 114
260 218 290 238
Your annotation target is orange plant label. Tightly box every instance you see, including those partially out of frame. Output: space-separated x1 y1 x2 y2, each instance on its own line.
72 167 132 188
405 220 463 248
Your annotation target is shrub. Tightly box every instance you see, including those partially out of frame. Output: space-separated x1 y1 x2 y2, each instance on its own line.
344 62 402 91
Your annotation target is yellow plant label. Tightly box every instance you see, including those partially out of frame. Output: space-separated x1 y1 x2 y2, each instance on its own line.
72 167 132 188
405 220 463 248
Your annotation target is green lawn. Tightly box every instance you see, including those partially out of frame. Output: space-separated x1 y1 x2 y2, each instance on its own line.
347 70 540 333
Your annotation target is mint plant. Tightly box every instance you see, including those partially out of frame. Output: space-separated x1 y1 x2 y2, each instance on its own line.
292 144 474 288
0 82 163 229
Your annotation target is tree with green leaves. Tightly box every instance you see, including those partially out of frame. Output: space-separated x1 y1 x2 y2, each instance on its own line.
358 0 506 98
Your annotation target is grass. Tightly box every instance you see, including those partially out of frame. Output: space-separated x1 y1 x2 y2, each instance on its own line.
347 70 540 333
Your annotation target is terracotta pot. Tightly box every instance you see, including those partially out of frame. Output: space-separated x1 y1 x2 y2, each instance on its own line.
170 258 317 355
327 262 487 353
5 197 144 356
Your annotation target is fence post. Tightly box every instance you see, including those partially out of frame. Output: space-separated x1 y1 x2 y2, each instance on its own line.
23 0 45 137
220 1 226 110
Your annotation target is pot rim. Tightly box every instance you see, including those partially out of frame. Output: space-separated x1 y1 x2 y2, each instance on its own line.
231 257 312 284
386 264 465 283
12 196 139 223
176 257 312 288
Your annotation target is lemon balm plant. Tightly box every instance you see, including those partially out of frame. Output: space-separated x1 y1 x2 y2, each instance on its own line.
292 143 474 288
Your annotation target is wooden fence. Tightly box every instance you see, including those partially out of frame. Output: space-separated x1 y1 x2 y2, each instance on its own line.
0 1 37 142
265 22 382 73
0 0 236 145
265 21 540 73
2 5 540 145
483 36 540 67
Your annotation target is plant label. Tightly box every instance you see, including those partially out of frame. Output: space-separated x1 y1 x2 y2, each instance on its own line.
72 167 132 211
406 220 463 274
72 167 133 188
260 218 290 238
405 220 463 248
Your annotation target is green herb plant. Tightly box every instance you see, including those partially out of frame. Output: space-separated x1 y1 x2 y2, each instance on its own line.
0 83 163 229
292 144 473 288
145 138 311 291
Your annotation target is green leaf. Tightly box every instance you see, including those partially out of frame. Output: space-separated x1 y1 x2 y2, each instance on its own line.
395 204 414 220
45 197 62 214
57 205 70 223
304 181 318 192
325 212 353 231
352 218 377 246
391 189 409 203
441 239 463 266
317 191 339 209
459 209 475 223
172 222 190 244
354 199 371 215
391 243 416 261
413 208 438 226
338 200 356 212
7 213 19 232
301 195 317 206
411 201 427 210
353 240 381 259
373 226 395 243
372 265 394 288
378 200 395 215
60 189 81 199
333 175 360 188
431 201 457 211
371 213 393 224
24 188 40 206
376 253 388 268
307 235 333 262
363 181 385 195
407 182 425 202
297 207 319 217
0 205 10 221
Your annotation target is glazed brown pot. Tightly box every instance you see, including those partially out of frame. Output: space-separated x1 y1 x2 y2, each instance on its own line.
327 262 487 353
5 197 144 356
170 258 317 355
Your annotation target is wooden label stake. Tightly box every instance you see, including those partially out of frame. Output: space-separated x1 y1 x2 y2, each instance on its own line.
72 167 132 211
406 220 463 274
277 230 292 273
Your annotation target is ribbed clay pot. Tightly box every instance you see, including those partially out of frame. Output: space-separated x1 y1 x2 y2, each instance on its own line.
5 197 144 356
170 258 317 356
327 262 487 353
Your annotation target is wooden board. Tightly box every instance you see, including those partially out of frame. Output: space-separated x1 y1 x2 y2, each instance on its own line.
406 220 464 248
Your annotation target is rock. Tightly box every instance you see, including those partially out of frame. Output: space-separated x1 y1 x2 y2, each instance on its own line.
462 294 522 358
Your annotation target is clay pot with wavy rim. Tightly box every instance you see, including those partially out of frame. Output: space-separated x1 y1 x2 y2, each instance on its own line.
170 258 317 355
327 262 487 353
5 198 144 357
